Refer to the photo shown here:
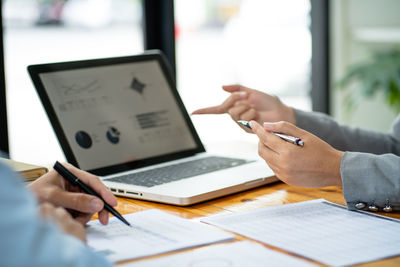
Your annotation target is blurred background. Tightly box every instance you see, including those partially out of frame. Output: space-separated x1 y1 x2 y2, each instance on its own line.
4 0 143 164
2 0 400 166
4 0 311 165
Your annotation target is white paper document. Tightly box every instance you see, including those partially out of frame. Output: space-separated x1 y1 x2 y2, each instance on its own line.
124 241 316 267
87 209 234 262
201 199 400 266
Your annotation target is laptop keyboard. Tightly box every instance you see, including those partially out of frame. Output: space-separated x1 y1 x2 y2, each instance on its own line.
106 156 252 187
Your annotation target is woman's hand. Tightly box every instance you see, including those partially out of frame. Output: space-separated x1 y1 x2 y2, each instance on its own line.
192 84 296 133
250 120 344 188
29 163 117 225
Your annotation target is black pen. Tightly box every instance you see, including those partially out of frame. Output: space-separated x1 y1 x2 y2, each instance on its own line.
53 161 131 227
238 120 304 146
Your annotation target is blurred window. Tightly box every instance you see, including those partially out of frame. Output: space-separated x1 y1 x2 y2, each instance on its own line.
4 0 143 165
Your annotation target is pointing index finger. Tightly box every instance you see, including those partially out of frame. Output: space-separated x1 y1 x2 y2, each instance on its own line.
192 92 247 115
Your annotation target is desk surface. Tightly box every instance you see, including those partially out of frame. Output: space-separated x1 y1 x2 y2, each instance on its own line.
110 182 400 266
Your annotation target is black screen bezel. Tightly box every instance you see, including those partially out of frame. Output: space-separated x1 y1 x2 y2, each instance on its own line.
28 50 205 175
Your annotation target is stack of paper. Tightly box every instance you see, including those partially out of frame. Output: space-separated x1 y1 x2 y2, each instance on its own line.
0 158 48 181
124 241 316 267
202 199 400 266
86 209 234 262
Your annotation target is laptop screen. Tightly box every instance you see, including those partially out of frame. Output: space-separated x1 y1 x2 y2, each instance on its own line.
29 52 204 175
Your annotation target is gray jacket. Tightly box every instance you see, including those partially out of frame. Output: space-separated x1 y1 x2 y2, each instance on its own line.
295 109 400 212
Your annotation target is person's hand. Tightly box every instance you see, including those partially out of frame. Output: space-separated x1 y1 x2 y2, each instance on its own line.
250 120 344 188
29 163 118 225
192 85 296 132
39 202 86 243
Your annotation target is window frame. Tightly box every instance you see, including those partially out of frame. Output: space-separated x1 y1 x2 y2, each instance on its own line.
143 0 176 77
311 0 330 114
0 0 8 156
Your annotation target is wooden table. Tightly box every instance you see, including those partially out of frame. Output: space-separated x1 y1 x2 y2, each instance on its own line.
112 182 400 266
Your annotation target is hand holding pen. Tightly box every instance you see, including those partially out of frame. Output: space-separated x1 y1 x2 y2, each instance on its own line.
53 162 131 227
29 162 119 226
246 120 344 188
238 120 304 146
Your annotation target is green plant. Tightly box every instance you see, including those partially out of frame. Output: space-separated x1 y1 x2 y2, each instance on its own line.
338 49 400 113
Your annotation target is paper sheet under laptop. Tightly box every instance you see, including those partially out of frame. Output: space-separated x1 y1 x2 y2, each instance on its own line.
86 209 233 262
202 199 400 266
124 241 316 267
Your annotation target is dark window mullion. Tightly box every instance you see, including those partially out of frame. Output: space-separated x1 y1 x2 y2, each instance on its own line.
311 0 330 114
143 0 176 78
0 0 9 157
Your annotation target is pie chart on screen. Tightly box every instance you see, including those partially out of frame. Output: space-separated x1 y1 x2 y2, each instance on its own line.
106 127 120 144
75 131 93 149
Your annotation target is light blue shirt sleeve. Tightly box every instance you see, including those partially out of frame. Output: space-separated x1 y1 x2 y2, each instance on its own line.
0 162 112 267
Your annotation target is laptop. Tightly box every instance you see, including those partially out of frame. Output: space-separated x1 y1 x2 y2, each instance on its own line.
28 50 277 205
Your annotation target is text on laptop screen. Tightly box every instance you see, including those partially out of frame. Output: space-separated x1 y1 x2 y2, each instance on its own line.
39 60 198 170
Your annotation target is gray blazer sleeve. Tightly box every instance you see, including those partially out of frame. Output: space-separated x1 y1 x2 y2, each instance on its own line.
294 109 400 212
295 109 400 154
340 152 400 212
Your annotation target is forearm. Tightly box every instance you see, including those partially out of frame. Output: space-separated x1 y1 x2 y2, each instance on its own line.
0 164 111 267
295 109 400 155
340 152 400 212
5 218 110 267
